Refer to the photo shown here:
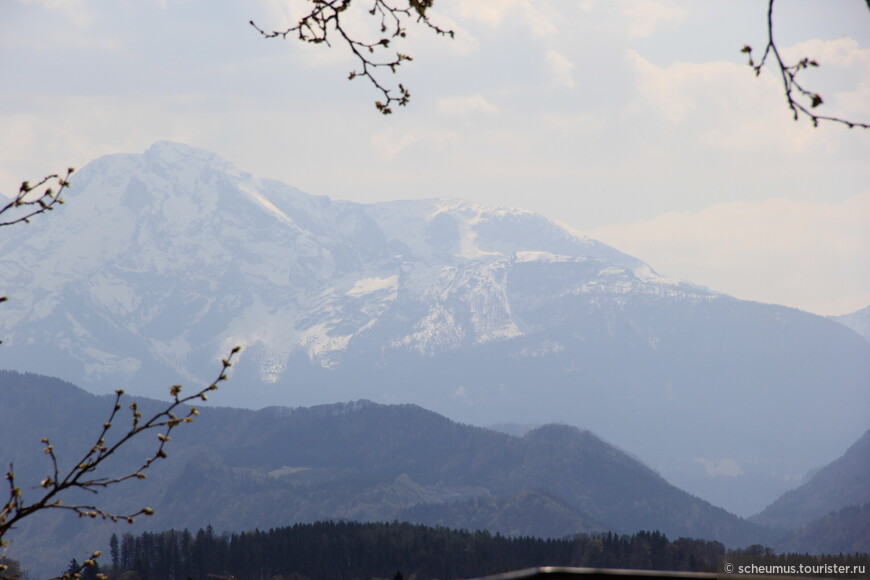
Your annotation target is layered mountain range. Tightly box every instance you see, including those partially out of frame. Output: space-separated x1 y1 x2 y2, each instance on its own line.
4 372 868 577
752 428 870 531
0 371 772 576
1 142 868 516
750 427 870 554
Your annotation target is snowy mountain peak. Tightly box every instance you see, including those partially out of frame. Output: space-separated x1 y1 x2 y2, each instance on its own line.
146 139 226 165
2 142 868 519
830 304 870 344
0 141 711 389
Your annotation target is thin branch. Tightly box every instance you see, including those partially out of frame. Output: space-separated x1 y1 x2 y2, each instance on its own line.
251 0 452 114
742 0 870 129
0 347 241 547
0 169 74 227
1 550 106 580
1 168 76 344
0 169 238 580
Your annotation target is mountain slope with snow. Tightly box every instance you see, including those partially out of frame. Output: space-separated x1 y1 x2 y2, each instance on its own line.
831 305 870 345
1 142 868 517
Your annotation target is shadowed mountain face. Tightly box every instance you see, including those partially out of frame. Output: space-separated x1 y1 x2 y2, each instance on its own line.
775 502 870 555
0 371 771 577
753 428 870 531
751 427 870 555
1 142 868 516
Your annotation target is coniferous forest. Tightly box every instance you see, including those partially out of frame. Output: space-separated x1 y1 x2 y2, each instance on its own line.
62 521 733 580
99 521 868 580
105 522 724 580
6 520 867 580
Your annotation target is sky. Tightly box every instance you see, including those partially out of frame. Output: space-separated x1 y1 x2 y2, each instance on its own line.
2 0 868 316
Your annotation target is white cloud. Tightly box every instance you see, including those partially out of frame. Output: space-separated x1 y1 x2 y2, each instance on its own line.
411 7 481 56
20 0 92 29
618 0 688 40
448 0 559 37
625 48 859 160
370 126 461 162
543 112 606 135
546 49 576 88
436 94 500 117
0 94 215 198
628 50 772 124
22 0 86 13
782 37 870 69
779 37 870 123
589 194 870 316
695 457 744 478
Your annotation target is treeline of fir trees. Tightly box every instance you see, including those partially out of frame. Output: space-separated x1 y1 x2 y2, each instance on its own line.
8 521 866 580
97 521 729 580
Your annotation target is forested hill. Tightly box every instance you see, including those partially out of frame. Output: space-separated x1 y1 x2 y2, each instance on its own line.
0 370 771 575
103 522 869 580
776 502 870 554
753 428 870 530
109 523 728 580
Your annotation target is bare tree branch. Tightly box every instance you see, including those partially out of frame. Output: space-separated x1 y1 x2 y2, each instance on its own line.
251 0 453 114
1 169 76 348
1 169 243 579
0 347 241 580
0 169 77 347
742 0 870 129
0 169 74 228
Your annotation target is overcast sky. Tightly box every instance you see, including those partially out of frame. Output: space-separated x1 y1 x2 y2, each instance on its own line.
2 0 868 315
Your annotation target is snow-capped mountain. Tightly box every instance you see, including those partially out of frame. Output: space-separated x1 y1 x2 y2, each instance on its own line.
0 141 694 383
831 305 870 345
1 142 868 517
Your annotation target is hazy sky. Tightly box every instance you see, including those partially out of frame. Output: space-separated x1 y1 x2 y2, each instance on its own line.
2 0 868 315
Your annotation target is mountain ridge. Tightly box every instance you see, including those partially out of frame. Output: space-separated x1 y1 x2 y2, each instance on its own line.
0 370 772 576
831 305 870 345
752 428 870 531
1 141 868 517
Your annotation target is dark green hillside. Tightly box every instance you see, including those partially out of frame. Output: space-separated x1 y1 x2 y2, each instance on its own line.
185 404 768 545
776 502 870 554
111 522 730 580
753 428 870 530
0 370 771 576
398 489 608 538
